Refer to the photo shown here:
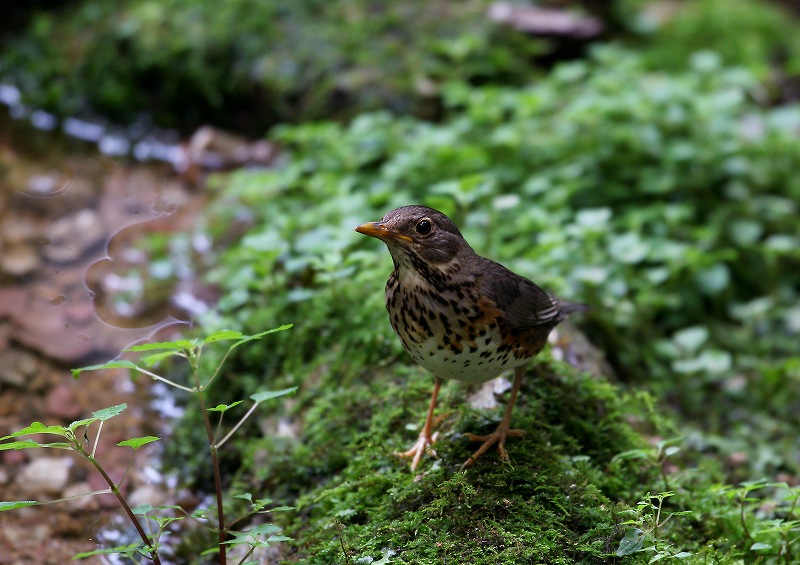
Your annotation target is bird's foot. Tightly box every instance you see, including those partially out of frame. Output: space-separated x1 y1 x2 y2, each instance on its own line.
460 427 526 470
394 431 439 471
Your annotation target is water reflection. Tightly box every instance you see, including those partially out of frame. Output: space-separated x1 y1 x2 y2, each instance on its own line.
0 110 206 364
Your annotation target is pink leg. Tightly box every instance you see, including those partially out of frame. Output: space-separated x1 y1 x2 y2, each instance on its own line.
394 377 442 471
461 366 526 470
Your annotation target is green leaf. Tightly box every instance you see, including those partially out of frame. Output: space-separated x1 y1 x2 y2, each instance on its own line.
229 325 293 352
1 422 68 440
132 503 155 515
68 417 97 431
608 232 649 264
71 542 148 559
616 528 645 556
0 500 38 511
126 339 197 352
612 449 650 462
207 400 244 413
140 351 185 367
92 404 127 421
202 330 246 344
72 360 138 378
0 440 43 451
750 542 772 551
246 523 282 536
672 326 708 353
117 436 161 449
251 387 298 404
695 263 730 294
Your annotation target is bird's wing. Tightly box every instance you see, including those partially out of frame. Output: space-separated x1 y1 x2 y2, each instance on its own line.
478 260 562 329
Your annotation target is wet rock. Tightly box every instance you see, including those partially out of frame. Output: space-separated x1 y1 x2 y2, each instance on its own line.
45 383 83 420
488 2 603 39
468 376 512 410
19 171 96 215
43 209 106 264
0 214 39 244
0 242 40 276
0 349 39 387
177 125 278 182
127 485 167 508
13 298 96 362
3 448 26 465
0 322 9 352
0 287 27 318
16 456 73 496
62 481 100 511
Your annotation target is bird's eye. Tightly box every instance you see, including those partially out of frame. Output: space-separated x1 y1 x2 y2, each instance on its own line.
415 218 433 235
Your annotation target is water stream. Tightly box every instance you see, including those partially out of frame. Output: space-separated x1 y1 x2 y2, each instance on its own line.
0 93 209 561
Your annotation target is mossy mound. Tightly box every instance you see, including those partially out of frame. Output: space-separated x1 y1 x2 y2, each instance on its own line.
280 358 660 563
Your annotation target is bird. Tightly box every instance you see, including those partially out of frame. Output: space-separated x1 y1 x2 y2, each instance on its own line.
355 205 588 471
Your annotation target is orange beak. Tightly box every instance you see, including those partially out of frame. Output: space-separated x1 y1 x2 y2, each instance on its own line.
355 222 413 243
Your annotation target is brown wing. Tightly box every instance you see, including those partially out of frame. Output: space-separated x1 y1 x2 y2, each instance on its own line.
477 259 562 329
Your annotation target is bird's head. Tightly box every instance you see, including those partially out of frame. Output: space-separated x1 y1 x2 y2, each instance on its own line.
355 205 473 268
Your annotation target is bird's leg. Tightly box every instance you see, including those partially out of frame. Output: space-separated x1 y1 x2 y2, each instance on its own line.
461 366 527 470
394 377 443 471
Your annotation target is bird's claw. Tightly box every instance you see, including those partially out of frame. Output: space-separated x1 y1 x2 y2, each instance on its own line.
460 428 526 470
394 431 440 471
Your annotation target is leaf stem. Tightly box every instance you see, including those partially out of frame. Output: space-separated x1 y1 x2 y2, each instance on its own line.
85 453 161 564
217 403 258 448
194 363 227 565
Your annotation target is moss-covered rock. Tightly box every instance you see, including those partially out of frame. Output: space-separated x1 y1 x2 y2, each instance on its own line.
278 358 662 563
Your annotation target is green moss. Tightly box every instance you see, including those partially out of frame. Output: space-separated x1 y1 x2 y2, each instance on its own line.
274 359 660 563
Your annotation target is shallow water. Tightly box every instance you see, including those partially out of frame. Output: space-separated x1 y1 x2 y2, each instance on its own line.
0 103 206 561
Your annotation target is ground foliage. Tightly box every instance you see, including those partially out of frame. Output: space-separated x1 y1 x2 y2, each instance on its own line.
632 0 800 101
171 47 800 562
0 0 553 133
3 0 800 135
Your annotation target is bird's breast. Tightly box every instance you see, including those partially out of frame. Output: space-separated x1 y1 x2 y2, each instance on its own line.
385 268 548 383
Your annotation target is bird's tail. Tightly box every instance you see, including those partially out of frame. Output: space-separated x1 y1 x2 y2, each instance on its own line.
558 300 591 320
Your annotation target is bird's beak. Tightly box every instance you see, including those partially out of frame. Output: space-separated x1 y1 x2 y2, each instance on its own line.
355 222 413 243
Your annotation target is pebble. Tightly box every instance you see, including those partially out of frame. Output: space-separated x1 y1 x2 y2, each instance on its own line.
0 243 40 276
127 485 167 508
16 456 73 496
43 209 106 264
45 383 83 419
62 481 100 511
0 349 39 387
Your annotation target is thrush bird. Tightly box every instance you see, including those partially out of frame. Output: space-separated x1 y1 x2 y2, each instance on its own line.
355 205 588 471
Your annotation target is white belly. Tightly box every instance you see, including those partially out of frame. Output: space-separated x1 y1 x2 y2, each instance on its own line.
402 327 527 384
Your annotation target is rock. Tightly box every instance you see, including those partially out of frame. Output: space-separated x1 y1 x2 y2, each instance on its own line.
127 485 167 508
0 349 39 387
43 209 106 264
0 214 39 244
16 456 73 496
468 376 512 410
0 243 40 276
45 383 83 420
12 297 96 363
0 287 27 318
488 2 603 39
62 481 100 511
